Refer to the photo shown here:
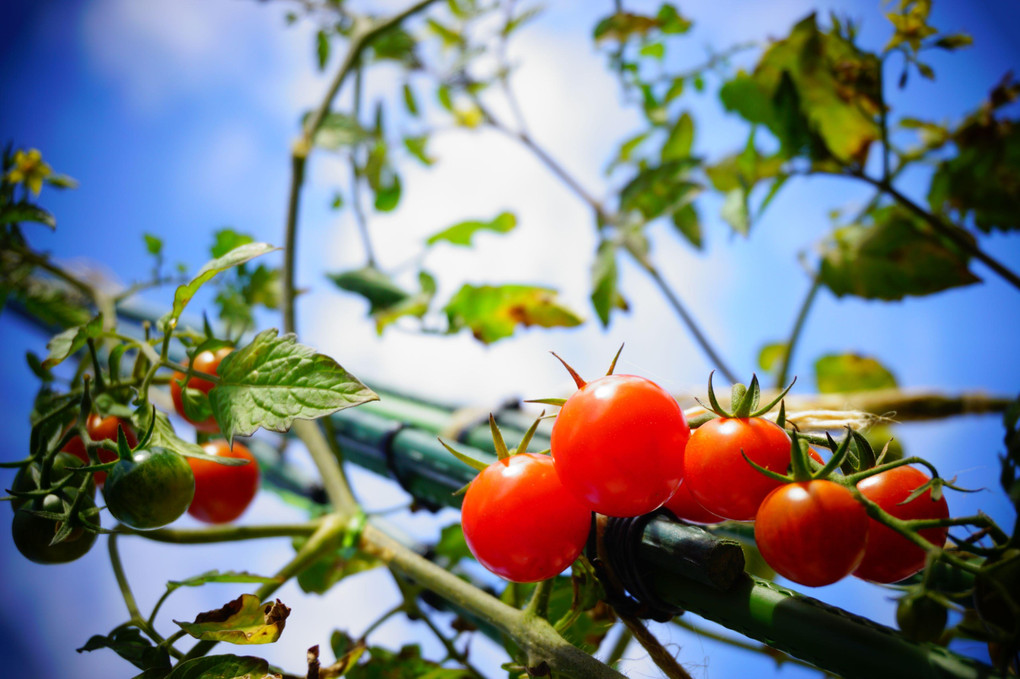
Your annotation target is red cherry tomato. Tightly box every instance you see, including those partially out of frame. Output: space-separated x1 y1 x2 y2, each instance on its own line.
853 466 949 583
461 453 591 583
550 374 690 517
683 417 794 521
186 440 260 524
664 480 725 524
171 347 233 433
62 414 138 486
755 479 869 587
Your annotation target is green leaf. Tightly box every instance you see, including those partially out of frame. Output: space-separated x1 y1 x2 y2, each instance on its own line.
208 329 379 439
656 3 692 34
444 284 583 344
619 159 700 220
46 174 79 189
426 18 463 48
42 314 103 368
309 113 372 150
373 172 401 212
933 34 973 51
0 202 56 228
437 84 453 111
928 110 1020 233
758 342 788 373
346 644 472 679
370 27 418 66
719 14 881 164
143 233 163 256
294 538 381 595
166 570 282 594
134 407 247 465
815 353 898 393
316 29 329 70
425 212 517 247
720 188 750 236
211 229 255 260
403 135 434 165
402 83 419 117
661 112 694 161
590 239 628 326
372 271 436 333
77 627 171 672
328 266 410 312
670 202 702 249
174 595 290 645
818 206 980 300
163 655 281 679
433 523 472 567
639 41 665 59
170 242 276 324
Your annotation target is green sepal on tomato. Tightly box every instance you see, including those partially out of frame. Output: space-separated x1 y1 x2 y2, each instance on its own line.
10 452 96 511
104 446 195 530
853 465 949 584
61 414 138 486
170 346 233 433
548 352 690 518
187 440 260 524
12 489 99 564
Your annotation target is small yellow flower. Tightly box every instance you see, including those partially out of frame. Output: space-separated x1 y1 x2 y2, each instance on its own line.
6 148 53 196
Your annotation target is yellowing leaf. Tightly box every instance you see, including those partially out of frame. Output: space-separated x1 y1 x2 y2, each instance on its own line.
174 595 290 645
444 284 582 343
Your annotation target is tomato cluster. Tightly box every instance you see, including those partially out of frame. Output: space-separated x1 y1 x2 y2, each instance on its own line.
9 343 260 564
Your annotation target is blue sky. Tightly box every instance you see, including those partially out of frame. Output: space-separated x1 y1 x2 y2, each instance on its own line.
2 1 1019 676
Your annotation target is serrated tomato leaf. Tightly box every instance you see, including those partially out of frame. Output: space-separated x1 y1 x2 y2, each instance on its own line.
43 314 103 368
425 211 517 247
819 206 980 300
174 595 290 645
163 655 281 679
171 243 277 324
78 627 171 672
208 329 379 439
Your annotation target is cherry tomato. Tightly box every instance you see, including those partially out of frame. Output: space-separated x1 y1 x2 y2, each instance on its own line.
754 479 869 587
61 414 138 486
104 446 195 530
171 347 233 433
12 490 98 564
550 374 690 517
664 480 725 524
683 417 795 521
10 452 96 511
853 466 949 583
461 453 591 583
187 440 260 524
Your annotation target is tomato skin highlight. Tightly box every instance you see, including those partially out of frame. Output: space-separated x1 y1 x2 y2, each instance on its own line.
550 374 690 517
664 480 725 524
61 414 138 486
853 466 949 583
187 440 260 524
683 417 793 521
754 480 869 587
461 453 591 583
171 347 233 433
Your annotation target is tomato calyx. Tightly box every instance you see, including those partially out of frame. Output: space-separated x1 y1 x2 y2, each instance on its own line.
527 345 628 409
741 427 852 485
700 371 796 420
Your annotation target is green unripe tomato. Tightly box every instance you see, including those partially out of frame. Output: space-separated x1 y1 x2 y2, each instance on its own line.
12 491 98 564
896 591 948 643
103 446 195 530
10 452 96 512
